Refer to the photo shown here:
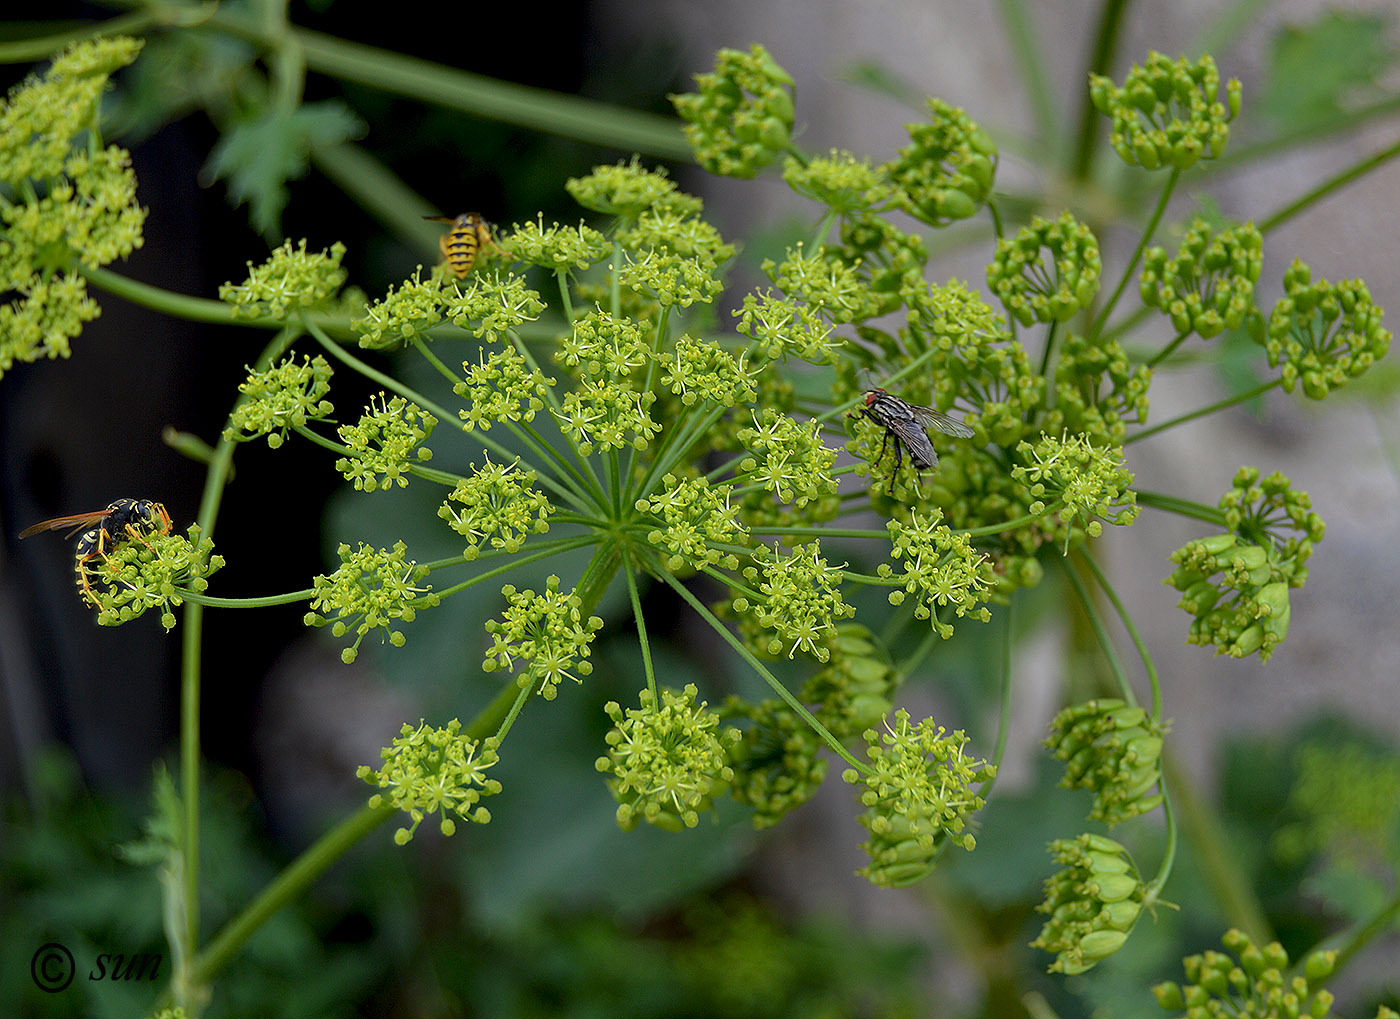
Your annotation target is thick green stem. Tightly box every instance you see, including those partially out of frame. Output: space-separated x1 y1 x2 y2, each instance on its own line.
1069 0 1130 180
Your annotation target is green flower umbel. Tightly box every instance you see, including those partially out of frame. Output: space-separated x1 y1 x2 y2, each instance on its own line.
1090 52 1241 171
224 354 335 449
1140 219 1263 339
1152 928 1336 1018
986 212 1102 327
481 575 604 700
671 44 794 178
1046 699 1166 826
305 541 439 663
88 524 224 631
358 719 501 844
1031 833 1149 974
885 98 998 225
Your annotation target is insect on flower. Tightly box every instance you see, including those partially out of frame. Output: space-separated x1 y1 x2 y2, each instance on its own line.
424 212 509 278
857 388 975 494
20 498 172 605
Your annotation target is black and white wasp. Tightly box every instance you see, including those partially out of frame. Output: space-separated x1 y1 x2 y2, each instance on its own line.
856 388 975 494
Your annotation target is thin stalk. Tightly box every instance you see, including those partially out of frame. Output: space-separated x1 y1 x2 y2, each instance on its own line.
622 551 659 704
995 0 1056 141
1146 331 1190 369
1056 555 1138 707
1134 489 1227 525
1069 0 1131 180
1077 548 1162 718
1089 166 1180 337
1124 377 1280 445
1258 135 1400 235
431 535 598 600
977 597 1017 800
1327 888 1400 977
174 589 314 609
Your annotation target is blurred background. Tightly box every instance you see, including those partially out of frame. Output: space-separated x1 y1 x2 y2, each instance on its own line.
2 1 1399 1016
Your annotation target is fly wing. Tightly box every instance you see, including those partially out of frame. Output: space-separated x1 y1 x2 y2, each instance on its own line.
890 417 940 469
909 404 975 438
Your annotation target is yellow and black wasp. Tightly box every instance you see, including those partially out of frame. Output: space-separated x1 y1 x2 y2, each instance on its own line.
424 212 508 278
856 388 975 495
20 498 172 605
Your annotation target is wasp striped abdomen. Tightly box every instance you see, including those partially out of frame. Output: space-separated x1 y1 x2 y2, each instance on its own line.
425 212 497 278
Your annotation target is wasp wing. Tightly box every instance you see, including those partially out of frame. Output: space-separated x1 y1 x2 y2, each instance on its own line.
19 509 111 539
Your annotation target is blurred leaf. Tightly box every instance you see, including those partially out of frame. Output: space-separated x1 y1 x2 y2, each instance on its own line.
108 32 258 140
1259 11 1398 130
206 102 366 236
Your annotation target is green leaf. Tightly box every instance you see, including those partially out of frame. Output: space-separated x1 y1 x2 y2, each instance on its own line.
1259 11 1398 130
206 101 366 235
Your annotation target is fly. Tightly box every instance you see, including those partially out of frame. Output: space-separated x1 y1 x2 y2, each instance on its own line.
857 388 974 494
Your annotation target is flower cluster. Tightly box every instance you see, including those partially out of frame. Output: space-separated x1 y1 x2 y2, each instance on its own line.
843 710 994 887
878 511 995 638
224 354 335 448
555 309 651 381
455 344 554 431
828 212 929 318
438 456 552 560
986 213 1102 326
763 244 881 324
305 541 438 663
1012 431 1139 549
671 43 795 178
565 158 701 221
636 474 747 573
1152 928 1337 1018
734 542 854 661
733 289 838 365
358 719 501 844
0 37 146 376
783 149 891 214
1167 468 1323 662
661 333 757 407
1090 52 1241 171
1042 332 1152 447
1251 258 1391 400
885 98 998 226
735 408 839 509
1140 219 1263 339
443 271 546 343
504 216 611 274
335 395 435 492
556 378 660 454
481 575 604 700
89 524 224 631
1046 699 1166 826
722 697 828 829
352 267 447 350
596 685 740 831
801 623 896 741
1031 833 1148 974
219 239 348 319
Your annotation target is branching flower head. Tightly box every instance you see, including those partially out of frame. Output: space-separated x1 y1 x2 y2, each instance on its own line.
735 407 839 509
596 685 740 831
842 709 995 887
565 158 701 221
723 696 828 829
505 216 611 273
1013 431 1139 550
352 266 447 349
671 44 794 178
443 270 547 344
878 511 995 638
732 541 855 661
358 719 501 844
90 524 224 631
1031 833 1149 974
617 244 725 309
1042 332 1152 447
305 541 438 663
1090 51 1242 170
986 212 1102 326
555 308 652 380
439 456 552 560
783 149 892 214
1140 219 1263 339
219 239 348 320
733 288 838 365
224 354 335 448
661 333 757 407
455 343 554 431
1252 258 1391 399
762 243 882 325
555 378 659 455
637 474 747 573
885 98 997 226
336 394 436 492
481 575 604 700
1152 928 1337 1018
1046 698 1166 826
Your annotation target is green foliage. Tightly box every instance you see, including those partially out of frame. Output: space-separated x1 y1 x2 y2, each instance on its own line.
1260 11 1398 130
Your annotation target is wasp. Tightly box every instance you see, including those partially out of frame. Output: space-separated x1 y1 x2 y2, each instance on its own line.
424 212 507 278
856 388 975 494
20 498 172 605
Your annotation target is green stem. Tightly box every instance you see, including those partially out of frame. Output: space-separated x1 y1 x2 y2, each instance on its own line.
977 597 1016 800
1145 331 1190 369
1090 166 1180 336
0 11 175 62
1124 377 1281 445
622 551 658 704
175 589 314 609
1327 888 1400 977
1077 548 1161 718
1146 778 1179 900
1257 135 1400 235
1056 555 1137 707
1069 0 1130 180
1134 490 1226 526
431 535 598 600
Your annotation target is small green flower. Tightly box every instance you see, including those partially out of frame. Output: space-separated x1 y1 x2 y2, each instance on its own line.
733 288 837 365
596 684 740 831
1252 258 1391 399
1012 431 1139 548
842 709 995 887
619 206 736 267
219 239 348 320
305 541 438 664
0 272 100 373
89 524 224 631
1152 928 1336 1018
723 696 828 829
1031 833 1148 974
1090 52 1241 171
782 149 891 214
566 158 702 221
1046 699 1166 826
885 98 998 226
735 408 839 508
1042 332 1153 447
1140 219 1263 339
733 541 855 661
637 473 747 573
481 574 604 700
555 378 659 454
555 309 652 380
443 270 547 343
439 456 552 560
617 245 725 308
986 212 1102 326
352 266 447 350
358 719 501 844
335 394 436 492
878 511 995 638
661 333 757 407
671 44 795 178
505 216 612 273
224 354 335 449
762 244 882 324
455 344 554 431
827 212 929 318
